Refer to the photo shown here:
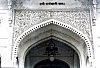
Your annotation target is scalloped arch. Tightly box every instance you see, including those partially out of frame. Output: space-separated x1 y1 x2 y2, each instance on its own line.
12 19 93 63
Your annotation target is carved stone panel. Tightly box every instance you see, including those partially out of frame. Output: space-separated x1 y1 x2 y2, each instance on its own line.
13 9 91 43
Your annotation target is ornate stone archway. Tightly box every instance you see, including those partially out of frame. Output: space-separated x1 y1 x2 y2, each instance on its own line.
12 19 94 68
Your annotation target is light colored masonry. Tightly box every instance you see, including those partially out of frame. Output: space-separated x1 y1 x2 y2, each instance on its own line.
1 0 100 68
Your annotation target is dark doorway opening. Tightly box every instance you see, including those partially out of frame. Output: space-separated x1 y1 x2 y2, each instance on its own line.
34 59 70 68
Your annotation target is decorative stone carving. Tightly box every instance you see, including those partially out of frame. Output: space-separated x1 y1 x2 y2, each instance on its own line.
92 0 97 26
12 20 93 65
13 9 91 43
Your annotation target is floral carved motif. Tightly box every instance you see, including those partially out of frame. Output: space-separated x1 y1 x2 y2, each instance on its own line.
14 10 91 43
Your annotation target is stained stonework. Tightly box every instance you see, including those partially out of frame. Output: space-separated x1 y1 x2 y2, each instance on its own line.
12 0 92 9
13 9 91 44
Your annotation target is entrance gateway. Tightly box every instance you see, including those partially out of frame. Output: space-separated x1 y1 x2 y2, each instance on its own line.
13 20 92 68
12 10 93 68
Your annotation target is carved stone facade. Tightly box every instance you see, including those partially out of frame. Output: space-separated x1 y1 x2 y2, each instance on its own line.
14 9 92 44
12 11 94 68
1 0 100 68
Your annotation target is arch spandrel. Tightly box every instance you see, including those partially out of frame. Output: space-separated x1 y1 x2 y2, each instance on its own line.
12 19 94 68
14 9 91 43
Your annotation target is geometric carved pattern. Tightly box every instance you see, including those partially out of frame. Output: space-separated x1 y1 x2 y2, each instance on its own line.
14 9 91 43
13 20 93 64
13 9 93 64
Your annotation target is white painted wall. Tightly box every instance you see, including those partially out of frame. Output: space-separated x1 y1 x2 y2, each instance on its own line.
92 5 100 68
0 9 13 67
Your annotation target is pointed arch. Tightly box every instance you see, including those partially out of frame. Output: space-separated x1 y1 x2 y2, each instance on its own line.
12 19 93 67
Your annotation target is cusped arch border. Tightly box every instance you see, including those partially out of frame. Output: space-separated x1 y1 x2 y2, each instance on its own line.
12 19 93 63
